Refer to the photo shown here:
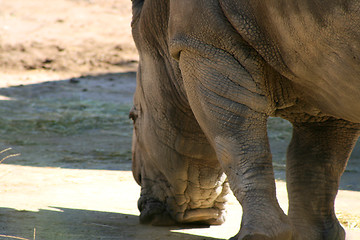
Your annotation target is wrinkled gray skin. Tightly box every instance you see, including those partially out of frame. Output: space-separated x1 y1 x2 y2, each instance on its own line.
130 1 360 239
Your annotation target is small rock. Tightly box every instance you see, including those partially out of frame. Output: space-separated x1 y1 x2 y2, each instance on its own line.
69 78 80 84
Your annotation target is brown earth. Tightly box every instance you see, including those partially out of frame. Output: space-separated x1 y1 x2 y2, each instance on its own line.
0 0 359 239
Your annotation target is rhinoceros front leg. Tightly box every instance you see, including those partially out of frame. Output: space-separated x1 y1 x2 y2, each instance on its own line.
178 49 293 240
287 119 360 240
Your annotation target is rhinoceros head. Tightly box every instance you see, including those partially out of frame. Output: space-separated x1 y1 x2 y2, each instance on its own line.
129 0 229 226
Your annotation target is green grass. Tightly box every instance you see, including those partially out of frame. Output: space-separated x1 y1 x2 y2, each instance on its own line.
0 99 133 136
0 97 134 167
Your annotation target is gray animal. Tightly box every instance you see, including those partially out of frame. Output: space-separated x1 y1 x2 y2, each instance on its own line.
129 1 360 239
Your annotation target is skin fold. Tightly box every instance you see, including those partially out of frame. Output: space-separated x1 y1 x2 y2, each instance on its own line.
130 0 360 239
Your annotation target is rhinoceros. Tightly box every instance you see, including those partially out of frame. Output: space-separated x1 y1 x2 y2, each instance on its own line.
129 0 360 239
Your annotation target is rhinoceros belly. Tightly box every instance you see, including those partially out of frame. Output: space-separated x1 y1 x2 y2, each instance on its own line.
263 1 360 122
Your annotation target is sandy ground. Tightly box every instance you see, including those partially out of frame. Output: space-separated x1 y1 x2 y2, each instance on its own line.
0 0 359 239
0 165 359 240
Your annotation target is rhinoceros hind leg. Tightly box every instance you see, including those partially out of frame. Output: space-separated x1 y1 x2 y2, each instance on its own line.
230 228 293 240
287 119 360 240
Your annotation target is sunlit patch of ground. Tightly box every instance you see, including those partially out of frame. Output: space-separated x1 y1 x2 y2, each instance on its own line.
0 165 359 240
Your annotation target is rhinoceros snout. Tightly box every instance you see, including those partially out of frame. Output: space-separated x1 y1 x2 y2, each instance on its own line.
138 198 176 226
137 175 229 226
138 196 226 226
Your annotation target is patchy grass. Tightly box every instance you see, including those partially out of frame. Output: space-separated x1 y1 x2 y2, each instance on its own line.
0 96 134 169
0 99 132 136
90 149 132 161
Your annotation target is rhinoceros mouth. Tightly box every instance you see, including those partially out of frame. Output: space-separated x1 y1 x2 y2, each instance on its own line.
138 197 226 226
137 176 229 226
179 208 226 225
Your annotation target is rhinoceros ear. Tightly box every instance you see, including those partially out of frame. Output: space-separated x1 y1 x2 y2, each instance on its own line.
131 0 144 25
131 0 144 5
131 0 144 11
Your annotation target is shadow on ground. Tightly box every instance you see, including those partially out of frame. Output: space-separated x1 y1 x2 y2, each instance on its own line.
0 207 220 240
0 72 136 171
0 71 360 190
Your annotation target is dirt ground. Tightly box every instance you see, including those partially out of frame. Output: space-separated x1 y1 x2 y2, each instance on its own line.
0 0 359 239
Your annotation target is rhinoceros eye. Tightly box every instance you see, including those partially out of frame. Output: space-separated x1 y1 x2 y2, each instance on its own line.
129 106 139 122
